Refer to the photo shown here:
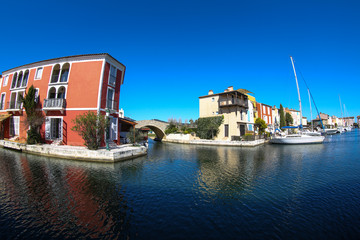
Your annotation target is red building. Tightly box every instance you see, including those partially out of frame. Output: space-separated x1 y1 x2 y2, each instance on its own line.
256 102 273 125
0 53 126 146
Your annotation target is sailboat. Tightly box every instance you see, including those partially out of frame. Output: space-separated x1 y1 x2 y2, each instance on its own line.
270 56 325 144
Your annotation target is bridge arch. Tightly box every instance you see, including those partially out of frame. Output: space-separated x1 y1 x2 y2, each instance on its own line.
136 120 169 141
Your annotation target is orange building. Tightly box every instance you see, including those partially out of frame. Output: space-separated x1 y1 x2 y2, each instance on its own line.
0 53 126 146
256 102 273 125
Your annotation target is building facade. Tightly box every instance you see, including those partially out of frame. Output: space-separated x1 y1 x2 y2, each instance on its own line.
0 53 125 146
199 86 250 140
256 102 273 126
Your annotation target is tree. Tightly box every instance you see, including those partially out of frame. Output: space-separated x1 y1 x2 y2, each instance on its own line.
279 104 285 129
165 121 179 134
19 85 44 144
195 116 224 139
255 118 267 136
285 112 293 126
71 111 109 150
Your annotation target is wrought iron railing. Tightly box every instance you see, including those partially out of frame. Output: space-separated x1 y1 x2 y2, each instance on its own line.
219 99 248 108
43 98 66 108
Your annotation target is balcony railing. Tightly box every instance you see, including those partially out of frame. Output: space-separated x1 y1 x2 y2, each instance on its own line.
7 101 23 111
43 98 66 109
219 99 248 108
106 99 118 111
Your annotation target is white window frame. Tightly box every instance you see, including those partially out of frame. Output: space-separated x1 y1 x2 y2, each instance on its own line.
3 75 8 86
10 116 20 136
45 116 63 140
0 93 5 110
108 65 117 86
106 87 115 109
35 67 43 80
111 117 118 141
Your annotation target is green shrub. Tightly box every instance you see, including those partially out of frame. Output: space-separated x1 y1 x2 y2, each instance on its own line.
195 116 224 139
243 133 255 141
165 122 179 134
71 111 109 150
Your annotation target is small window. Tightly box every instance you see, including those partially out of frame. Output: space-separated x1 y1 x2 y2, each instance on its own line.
21 70 29 87
109 65 117 86
35 67 43 80
48 87 56 99
11 73 18 89
211 97 215 102
0 93 5 110
3 75 8 86
34 89 39 103
60 63 70 82
51 64 61 83
225 124 229 137
16 71 23 88
107 88 115 109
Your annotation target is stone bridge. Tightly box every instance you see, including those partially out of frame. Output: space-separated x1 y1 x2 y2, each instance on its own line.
136 119 169 140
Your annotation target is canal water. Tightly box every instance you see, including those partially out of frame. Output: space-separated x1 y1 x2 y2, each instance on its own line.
0 130 359 239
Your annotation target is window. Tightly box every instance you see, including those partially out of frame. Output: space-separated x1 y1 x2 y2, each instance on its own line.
109 65 117 86
262 105 265 113
212 97 215 102
3 75 8 86
0 93 5 110
225 124 229 137
16 71 23 88
51 64 61 83
21 70 29 87
11 73 18 89
35 67 43 79
107 88 115 109
60 63 69 82
108 117 118 141
57 87 66 99
34 89 39 103
48 87 56 99
10 116 20 136
45 117 63 140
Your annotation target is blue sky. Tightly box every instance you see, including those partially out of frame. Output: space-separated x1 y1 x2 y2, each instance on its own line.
1 0 359 122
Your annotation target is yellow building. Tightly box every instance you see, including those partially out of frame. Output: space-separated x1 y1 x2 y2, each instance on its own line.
199 86 251 140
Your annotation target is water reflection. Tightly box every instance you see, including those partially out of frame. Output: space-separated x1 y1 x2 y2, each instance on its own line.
0 130 359 239
0 151 139 239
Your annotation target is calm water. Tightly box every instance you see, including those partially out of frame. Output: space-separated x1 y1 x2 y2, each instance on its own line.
0 130 360 240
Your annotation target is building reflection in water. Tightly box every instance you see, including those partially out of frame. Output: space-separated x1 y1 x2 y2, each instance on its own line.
0 150 140 239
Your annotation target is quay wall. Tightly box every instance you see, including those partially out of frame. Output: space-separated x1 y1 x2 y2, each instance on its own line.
163 136 265 147
0 140 147 163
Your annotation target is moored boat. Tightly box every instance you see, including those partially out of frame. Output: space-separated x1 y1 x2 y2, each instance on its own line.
270 56 325 145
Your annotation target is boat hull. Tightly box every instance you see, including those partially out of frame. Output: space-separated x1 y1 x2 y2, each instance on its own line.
269 135 325 144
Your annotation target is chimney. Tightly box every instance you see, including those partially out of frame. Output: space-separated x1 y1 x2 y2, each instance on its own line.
228 86 234 91
208 90 214 95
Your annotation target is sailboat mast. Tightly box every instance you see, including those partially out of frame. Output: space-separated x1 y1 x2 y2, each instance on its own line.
290 56 303 128
308 88 313 131
339 95 344 126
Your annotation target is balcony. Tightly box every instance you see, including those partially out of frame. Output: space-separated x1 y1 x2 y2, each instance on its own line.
7 101 23 113
219 99 248 108
43 98 66 114
106 99 118 113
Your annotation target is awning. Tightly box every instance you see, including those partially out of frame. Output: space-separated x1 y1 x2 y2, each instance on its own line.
0 113 12 122
119 118 137 125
